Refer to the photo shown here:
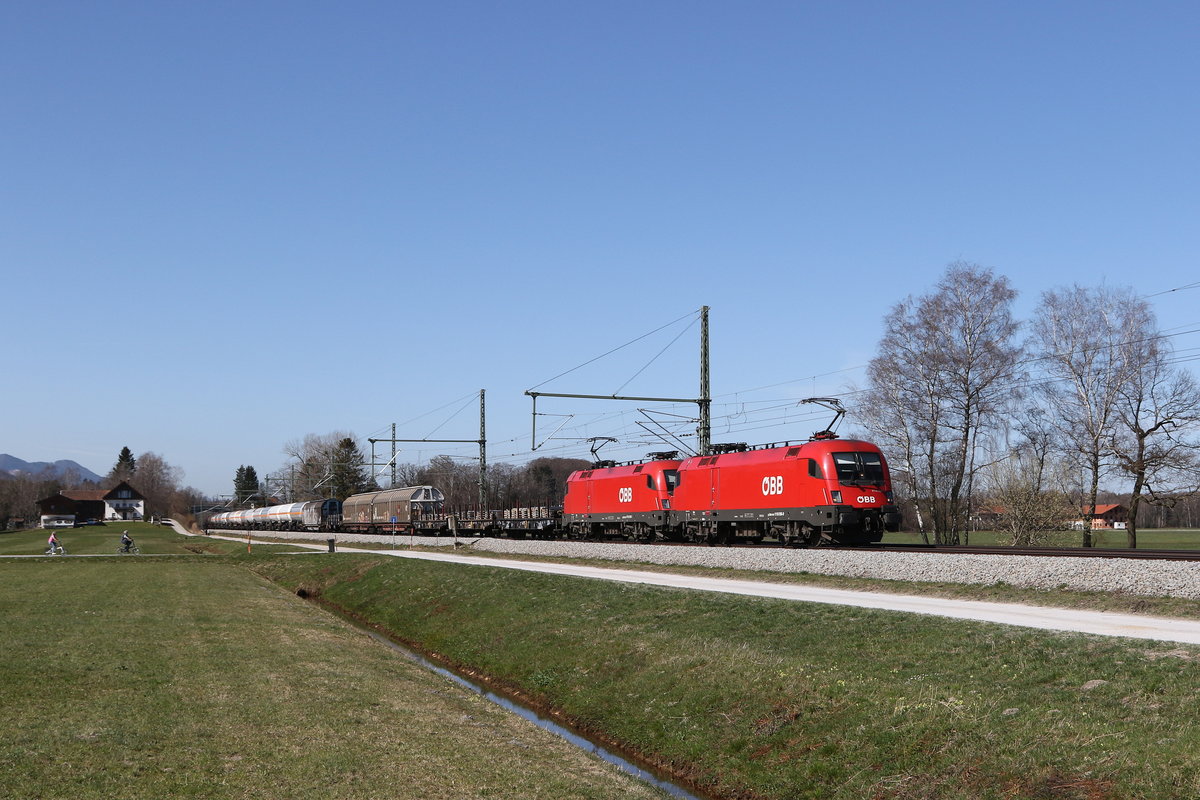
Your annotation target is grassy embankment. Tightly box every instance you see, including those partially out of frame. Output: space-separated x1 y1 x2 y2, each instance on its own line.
253 552 1200 800
6 525 1200 798
0 531 666 800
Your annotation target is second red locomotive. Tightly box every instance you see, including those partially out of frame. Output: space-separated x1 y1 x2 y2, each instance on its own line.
562 436 900 546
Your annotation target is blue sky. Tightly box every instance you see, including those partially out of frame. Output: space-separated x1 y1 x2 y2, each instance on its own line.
4 1 1198 497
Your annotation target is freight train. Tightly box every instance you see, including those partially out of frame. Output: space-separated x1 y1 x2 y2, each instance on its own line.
206 433 900 547
207 488 444 534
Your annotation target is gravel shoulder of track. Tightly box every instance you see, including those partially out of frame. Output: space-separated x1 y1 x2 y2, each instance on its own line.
218 529 1200 600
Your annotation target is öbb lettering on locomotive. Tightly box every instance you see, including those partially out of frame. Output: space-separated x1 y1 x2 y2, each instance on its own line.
561 438 901 546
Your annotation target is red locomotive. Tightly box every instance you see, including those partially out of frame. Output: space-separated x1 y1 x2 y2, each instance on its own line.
563 437 900 546
562 452 682 541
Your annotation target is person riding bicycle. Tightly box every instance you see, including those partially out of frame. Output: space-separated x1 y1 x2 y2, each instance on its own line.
121 530 134 553
47 531 61 553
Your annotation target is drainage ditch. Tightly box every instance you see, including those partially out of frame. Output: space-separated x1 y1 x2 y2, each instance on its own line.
357 628 708 799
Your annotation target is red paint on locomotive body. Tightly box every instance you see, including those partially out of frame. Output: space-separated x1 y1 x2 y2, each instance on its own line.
563 459 682 530
670 438 898 545
553 438 899 545
674 439 890 514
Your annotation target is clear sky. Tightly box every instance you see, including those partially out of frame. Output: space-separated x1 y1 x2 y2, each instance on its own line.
4 1 1198 498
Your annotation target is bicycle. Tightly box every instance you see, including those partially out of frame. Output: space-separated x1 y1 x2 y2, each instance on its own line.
44 544 67 556
116 544 141 555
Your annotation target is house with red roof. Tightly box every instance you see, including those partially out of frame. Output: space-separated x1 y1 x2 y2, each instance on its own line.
1072 504 1128 530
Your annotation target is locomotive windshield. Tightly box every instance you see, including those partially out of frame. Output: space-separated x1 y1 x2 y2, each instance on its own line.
832 451 885 486
663 469 680 493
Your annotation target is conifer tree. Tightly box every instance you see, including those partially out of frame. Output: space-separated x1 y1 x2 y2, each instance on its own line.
234 465 260 504
109 446 137 484
330 438 371 500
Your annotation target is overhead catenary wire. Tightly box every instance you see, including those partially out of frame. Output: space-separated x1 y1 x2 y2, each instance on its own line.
526 309 699 392
1146 281 1200 298
612 317 698 396
383 290 1200 471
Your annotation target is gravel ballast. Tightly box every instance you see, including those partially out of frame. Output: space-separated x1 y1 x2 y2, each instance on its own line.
222 529 1200 600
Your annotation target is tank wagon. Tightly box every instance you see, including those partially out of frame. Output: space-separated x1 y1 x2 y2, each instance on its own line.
563 436 900 546
209 498 342 532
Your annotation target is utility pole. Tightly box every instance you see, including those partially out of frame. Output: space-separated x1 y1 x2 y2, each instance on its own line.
479 389 487 509
369 388 488 508
391 422 397 488
699 305 710 456
526 306 713 456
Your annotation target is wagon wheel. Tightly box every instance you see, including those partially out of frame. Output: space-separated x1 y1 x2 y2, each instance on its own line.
788 523 822 548
706 523 732 547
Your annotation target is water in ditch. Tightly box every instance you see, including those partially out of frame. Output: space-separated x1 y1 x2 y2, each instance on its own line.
361 630 707 799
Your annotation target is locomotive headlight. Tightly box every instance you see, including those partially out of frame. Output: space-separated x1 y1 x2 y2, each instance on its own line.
886 491 894 502
831 490 843 504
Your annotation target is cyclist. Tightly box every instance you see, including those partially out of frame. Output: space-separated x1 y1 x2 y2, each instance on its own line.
47 531 61 554
120 530 135 553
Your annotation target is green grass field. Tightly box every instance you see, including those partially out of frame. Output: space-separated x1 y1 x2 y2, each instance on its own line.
252 554 1200 800
5 526 1200 799
0 536 666 800
0 521 244 556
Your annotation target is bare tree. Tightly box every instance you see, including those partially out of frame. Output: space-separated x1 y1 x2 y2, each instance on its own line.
0 473 62 529
861 262 1022 544
854 374 930 540
281 431 359 500
1110 333 1200 547
417 456 477 509
131 452 184 518
1013 407 1058 494
1031 286 1148 546
983 449 1072 546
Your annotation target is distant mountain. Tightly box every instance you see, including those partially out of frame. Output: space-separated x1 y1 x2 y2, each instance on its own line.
0 454 104 484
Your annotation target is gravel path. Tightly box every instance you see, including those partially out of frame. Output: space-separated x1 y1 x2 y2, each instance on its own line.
221 529 1200 600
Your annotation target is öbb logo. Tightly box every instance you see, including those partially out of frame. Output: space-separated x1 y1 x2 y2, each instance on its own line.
761 476 784 496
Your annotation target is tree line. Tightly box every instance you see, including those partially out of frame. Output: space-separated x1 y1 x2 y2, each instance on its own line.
0 446 204 529
857 262 1200 548
231 431 588 512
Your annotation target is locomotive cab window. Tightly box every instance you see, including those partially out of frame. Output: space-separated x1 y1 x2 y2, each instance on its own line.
807 459 823 479
647 475 655 491
833 452 885 486
663 469 680 493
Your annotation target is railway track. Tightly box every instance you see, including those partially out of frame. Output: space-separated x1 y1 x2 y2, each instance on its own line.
520 537 1200 562
210 525 1200 561
844 543 1200 561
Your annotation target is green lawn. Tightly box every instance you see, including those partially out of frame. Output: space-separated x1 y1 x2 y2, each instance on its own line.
0 553 667 799
7 527 1200 799
0 522 304 556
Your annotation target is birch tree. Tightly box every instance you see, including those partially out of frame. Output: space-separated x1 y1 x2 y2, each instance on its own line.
1110 330 1200 547
861 262 1022 544
1031 286 1144 546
